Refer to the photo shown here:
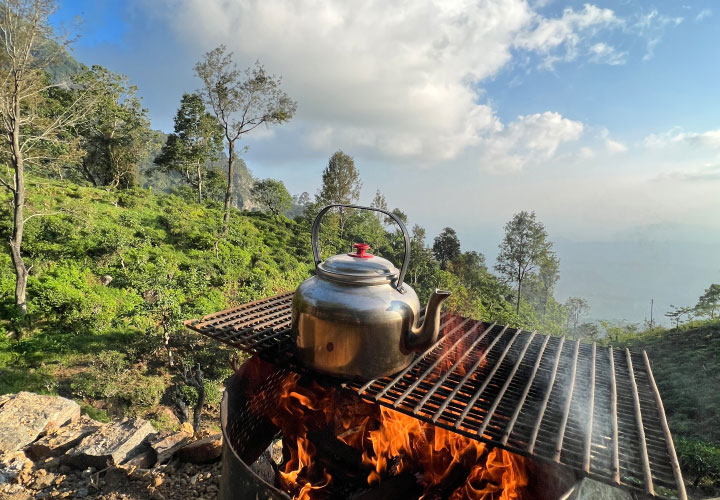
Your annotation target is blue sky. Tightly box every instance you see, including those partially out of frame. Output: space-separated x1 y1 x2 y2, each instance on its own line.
50 0 720 323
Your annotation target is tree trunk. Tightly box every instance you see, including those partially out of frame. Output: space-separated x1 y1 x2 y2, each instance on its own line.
196 163 203 204
192 364 205 432
515 281 522 315
9 99 28 323
222 140 235 235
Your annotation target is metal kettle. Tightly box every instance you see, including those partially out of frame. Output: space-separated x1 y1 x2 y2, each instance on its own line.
292 204 451 379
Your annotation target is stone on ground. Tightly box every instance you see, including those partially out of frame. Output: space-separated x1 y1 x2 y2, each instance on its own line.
176 434 222 464
570 477 633 500
150 426 194 464
26 415 101 460
0 392 81 453
64 418 155 469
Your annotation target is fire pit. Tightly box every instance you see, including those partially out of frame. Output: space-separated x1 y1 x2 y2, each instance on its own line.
187 293 687 499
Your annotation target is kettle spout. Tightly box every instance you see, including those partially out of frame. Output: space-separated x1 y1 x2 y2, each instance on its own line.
405 289 451 352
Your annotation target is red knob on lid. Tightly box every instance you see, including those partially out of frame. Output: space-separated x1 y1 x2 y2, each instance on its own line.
349 243 373 258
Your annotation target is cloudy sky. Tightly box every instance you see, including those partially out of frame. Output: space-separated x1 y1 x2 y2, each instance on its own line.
51 0 720 323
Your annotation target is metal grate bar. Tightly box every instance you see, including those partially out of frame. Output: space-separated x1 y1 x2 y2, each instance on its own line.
501 334 550 445
583 343 596 473
433 324 510 423
186 293 687 500
528 335 566 454
359 316 456 400
626 348 654 496
412 322 493 416
476 331 537 438
554 340 580 462
393 318 473 408
455 328 524 431
642 351 688 500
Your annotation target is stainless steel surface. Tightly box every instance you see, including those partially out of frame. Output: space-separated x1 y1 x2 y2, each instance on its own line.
186 294 687 500
311 204 410 291
295 204 450 378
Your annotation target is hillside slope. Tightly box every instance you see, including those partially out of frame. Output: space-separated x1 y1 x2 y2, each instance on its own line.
621 323 720 444
0 178 313 425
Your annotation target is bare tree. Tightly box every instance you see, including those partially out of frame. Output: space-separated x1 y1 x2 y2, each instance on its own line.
195 46 296 234
0 0 96 322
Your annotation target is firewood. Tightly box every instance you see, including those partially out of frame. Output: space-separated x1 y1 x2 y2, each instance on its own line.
350 473 423 500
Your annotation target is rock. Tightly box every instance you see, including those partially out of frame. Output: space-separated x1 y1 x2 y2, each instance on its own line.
26 416 101 460
122 448 156 470
0 451 33 485
568 478 633 500
149 428 193 464
31 472 56 490
100 275 113 286
76 487 88 498
175 435 222 464
64 418 155 470
0 392 80 453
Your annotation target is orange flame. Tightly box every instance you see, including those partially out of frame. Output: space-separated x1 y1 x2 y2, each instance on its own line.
266 372 529 500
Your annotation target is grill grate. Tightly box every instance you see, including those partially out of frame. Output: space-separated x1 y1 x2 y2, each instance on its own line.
186 293 687 500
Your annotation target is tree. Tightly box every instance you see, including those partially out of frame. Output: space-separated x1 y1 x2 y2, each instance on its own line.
432 227 461 270
75 65 151 188
0 0 97 319
154 93 223 203
665 305 693 329
195 46 296 233
565 297 589 332
575 322 599 342
495 211 552 314
317 150 361 231
370 189 388 223
452 251 486 289
696 284 720 320
251 178 292 216
536 251 560 316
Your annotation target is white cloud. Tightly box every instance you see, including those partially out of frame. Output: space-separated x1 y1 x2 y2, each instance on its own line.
588 42 627 65
644 128 720 149
515 4 620 67
657 163 720 182
140 1 667 170
479 112 584 172
695 9 711 22
633 10 683 61
605 138 628 154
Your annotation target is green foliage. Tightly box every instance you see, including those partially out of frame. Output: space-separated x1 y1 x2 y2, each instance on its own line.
432 227 461 270
251 178 292 216
696 284 720 320
154 93 224 203
675 437 720 487
317 150 361 230
495 211 553 315
73 65 153 188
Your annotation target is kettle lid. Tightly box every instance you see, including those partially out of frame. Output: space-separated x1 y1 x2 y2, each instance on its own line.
317 243 398 285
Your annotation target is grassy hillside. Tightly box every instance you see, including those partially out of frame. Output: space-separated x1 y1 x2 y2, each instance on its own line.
0 177 313 427
617 323 720 443
614 322 720 492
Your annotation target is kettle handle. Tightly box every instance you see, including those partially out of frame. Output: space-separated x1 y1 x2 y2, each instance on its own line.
311 204 411 293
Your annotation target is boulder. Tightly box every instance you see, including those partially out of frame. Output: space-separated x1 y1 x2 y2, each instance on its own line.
149 426 193 464
64 418 155 470
0 451 34 485
0 392 80 453
26 415 101 460
175 434 222 464
567 478 633 500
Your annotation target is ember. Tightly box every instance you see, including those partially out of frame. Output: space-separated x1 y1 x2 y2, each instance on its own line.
266 371 529 500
